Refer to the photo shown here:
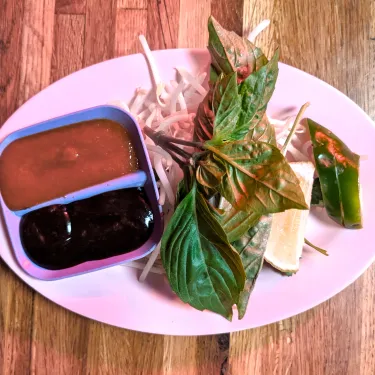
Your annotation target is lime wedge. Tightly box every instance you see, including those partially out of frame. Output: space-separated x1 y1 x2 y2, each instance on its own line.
264 162 314 274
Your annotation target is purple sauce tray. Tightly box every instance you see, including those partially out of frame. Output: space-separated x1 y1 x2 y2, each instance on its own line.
0 105 162 280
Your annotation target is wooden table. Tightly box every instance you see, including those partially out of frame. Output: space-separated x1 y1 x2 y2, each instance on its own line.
1 0 374 374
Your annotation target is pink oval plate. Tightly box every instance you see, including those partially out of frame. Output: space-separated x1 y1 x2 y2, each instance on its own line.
1 49 374 336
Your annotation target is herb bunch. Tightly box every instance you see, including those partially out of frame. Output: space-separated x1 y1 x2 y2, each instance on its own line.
147 17 308 320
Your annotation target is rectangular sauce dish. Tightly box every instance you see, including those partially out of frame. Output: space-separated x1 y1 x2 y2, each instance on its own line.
0 105 162 280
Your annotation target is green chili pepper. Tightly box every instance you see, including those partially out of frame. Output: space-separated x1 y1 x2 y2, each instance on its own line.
311 177 324 207
307 119 362 229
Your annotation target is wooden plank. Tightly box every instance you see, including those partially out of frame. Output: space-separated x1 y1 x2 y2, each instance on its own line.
0 0 25 125
255 0 375 114
196 334 230 374
211 0 244 36
360 267 375 375
85 322 164 375
51 15 85 82
229 318 297 374
162 334 228 374
231 1 375 372
30 296 89 375
117 0 147 9
18 0 55 106
0 260 34 375
0 0 374 373
178 0 211 48
146 0 180 50
369 0 375 119
163 336 198 375
115 9 148 56
242 0 277 57
55 0 87 14
230 281 363 375
1 0 54 371
340 0 375 118
360 6 375 373
28 7 89 375
84 0 117 67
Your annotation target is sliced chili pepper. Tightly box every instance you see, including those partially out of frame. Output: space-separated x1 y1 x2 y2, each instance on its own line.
307 119 362 229
311 177 324 207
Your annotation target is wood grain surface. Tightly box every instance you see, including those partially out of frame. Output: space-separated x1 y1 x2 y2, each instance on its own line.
0 0 374 374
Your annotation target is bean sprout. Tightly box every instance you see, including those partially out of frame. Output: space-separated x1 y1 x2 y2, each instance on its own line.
247 20 271 43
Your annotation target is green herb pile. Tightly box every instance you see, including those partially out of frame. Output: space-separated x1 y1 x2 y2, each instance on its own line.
144 16 309 320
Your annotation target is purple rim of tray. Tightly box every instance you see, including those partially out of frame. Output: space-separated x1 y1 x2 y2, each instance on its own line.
0 105 163 280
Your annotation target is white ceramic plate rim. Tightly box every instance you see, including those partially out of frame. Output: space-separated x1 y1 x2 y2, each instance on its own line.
0 48 374 336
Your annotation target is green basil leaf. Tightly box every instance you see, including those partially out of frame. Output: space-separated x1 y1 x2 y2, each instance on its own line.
211 73 238 115
210 67 220 85
208 16 268 83
232 216 272 319
238 50 279 131
205 141 309 214
212 73 245 143
176 180 187 205
212 202 261 243
195 73 242 144
176 166 195 205
223 209 261 243
194 89 215 143
196 152 226 188
199 185 217 200
195 18 276 144
161 182 246 320
245 114 277 146
197 53 279 145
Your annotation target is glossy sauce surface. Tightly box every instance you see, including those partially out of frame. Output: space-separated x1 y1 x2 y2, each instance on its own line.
0 119 138 210
20 188 154 270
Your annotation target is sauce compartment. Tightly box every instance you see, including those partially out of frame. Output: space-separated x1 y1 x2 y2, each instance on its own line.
1 119 140 212
20 188 155 270
0 106 162 280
